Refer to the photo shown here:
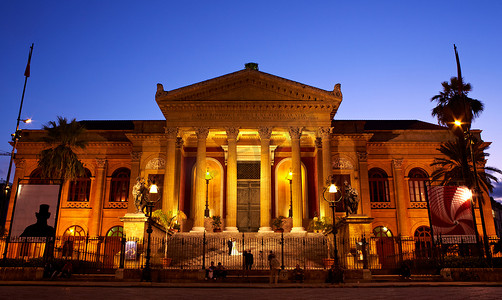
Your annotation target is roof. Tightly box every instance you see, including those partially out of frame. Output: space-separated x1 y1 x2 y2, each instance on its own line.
331 120 446 133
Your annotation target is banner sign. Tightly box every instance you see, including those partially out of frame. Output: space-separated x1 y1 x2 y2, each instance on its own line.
10 183 61 240
428 186 476 244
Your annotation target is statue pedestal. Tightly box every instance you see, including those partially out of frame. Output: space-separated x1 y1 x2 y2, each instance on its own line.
338 215 375 270
339 215 374 240
120 212 148 239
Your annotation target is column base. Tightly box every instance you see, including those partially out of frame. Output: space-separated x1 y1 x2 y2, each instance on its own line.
291 227 307 233
190 226 206 233
224 227 239 232
258 227 274 233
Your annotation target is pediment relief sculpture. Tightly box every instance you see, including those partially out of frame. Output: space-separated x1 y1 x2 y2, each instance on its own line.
146 157 166 170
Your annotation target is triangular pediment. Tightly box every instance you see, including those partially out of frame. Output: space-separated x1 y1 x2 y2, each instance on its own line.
155 68 343 128
156 69 341 102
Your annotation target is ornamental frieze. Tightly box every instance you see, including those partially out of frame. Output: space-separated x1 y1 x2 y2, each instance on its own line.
146 157 166 170
332 157 353 170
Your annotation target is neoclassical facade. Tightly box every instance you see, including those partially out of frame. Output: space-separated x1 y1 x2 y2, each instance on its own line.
5 65 497 239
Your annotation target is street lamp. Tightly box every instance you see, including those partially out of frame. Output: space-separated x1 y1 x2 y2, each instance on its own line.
204 169 213 218
286 170 293 218
454 120 492 263
141 181 160 282
322 175 343 267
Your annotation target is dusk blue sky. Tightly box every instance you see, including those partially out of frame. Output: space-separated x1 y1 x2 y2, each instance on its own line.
1 1 502 199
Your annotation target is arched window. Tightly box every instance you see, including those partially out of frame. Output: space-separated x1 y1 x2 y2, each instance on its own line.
373 226 393 237
110 168 130 202
63 225 86 238
369 168 390 202
68 168 91 202
414 226 432 258
408 168 429 202
106 226 124 237
62 225 85 257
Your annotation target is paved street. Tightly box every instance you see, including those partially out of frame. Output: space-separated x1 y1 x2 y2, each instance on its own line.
1 286 502 300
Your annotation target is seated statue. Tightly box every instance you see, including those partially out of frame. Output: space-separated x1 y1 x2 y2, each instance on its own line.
132 177 148 213
343 181 359 216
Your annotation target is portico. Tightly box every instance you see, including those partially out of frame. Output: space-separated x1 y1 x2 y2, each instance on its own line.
154 66 342 232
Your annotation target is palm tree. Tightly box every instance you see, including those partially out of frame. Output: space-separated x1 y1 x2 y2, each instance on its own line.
37 116 87 181
431 77 484 135
431 138 501 199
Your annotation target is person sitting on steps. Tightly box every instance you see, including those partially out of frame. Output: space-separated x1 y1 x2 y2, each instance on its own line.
291 264 304 283
215 262 227 280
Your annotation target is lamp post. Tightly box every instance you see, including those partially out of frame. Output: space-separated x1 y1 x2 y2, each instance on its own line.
322 175 343 267
454 120 492 263
286 170 293 218
204 169 213 218
141 181 160 282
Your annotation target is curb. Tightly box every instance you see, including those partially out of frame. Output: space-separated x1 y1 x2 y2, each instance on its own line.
1 281 502 288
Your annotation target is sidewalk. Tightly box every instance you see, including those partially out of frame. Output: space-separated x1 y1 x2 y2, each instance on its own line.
1 280 501 288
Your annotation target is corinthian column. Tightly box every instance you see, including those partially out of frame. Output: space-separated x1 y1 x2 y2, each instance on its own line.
392 159 410 236
225 127 239 232
258 127 273 232
90 159 107 236
290 127 305 232
192 127 209 232
357 152 371 217
319 127 332 219
164 127 178 213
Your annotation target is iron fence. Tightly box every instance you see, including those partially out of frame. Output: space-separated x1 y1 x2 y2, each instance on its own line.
0 233 500 273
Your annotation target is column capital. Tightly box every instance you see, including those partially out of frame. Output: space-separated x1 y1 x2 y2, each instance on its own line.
165 127 178 139
195 127 209 139
258 127 272 140
175 137 184 148
357 152 368 162
95 158 107 169
225 127 239 140
289 127 303 140
315 137 322 149
392 159 404 170
14 158 25 169
131 151 142 162
318 127 332 139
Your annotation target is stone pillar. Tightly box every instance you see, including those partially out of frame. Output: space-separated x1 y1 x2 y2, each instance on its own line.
357 152 372 217
258 127 273 232
290 127 305 232
225 127 239 232
320 127 332 219
174 137 184 213
192 127 209 232
127 151 142 213
315 138 323 218
164 127 178 213
90 158 107 236
392 159 409 236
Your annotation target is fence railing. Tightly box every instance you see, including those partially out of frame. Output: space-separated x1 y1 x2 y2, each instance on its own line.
1 233 500 273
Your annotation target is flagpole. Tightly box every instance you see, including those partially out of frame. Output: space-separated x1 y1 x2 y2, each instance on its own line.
3 44 34 194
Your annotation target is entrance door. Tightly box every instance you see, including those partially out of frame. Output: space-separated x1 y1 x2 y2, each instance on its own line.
237 180 260 232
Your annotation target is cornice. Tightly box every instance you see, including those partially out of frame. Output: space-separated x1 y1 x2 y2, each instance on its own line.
331 134 373 141
368 142 442 148
159 101 337 112
125 133 165 141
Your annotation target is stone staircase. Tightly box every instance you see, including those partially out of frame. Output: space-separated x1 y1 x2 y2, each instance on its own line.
163 232 330 270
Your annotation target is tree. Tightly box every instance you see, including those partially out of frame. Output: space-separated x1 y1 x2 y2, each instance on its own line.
37 116 87 181
431 138 502 199
151 209 186 257
431 77 484 135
